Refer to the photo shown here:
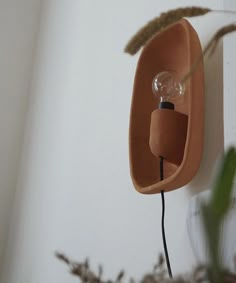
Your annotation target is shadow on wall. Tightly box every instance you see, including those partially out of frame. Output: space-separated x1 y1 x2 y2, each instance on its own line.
188 41 224 195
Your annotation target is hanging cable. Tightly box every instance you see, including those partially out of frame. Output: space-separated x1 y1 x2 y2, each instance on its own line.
159 156 173 278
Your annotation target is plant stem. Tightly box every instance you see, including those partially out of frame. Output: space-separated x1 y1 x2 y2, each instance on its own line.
212 9 236 14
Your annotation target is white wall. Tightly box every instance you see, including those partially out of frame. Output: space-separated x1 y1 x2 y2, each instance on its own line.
0 0 41 273
224 0 236 149
2 0 235 282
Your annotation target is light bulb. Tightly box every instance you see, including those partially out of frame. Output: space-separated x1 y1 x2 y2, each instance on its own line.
152 71 185 109
149 70 188 165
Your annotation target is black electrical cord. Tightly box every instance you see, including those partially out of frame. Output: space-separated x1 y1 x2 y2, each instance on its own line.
159 156 173 278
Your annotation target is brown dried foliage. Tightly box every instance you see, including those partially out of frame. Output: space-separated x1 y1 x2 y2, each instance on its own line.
56 252 236 283
124 6 236 83
124 7 210 55
55 252 124 283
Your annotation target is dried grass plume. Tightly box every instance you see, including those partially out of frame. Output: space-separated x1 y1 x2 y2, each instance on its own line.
124 7 211 55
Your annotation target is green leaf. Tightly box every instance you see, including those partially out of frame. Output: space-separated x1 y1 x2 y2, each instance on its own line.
201 147 236 283
211 147 236 218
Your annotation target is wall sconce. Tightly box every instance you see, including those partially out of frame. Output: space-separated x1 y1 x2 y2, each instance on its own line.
129 19 205 194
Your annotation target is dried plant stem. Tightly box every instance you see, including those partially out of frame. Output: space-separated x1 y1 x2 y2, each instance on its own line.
124 7 236 56
55 252 124 283
212 9 236 14
56 252 236 283
181 23 236 83
124 7 211 55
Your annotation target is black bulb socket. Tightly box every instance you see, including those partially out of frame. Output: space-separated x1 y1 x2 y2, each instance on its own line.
158 101 175 110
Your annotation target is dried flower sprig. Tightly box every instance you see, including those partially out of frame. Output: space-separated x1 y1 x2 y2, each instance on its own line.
55 252 175 283
124 7 211 55
55 252 124 283
124 7 236 56
124 6 236 83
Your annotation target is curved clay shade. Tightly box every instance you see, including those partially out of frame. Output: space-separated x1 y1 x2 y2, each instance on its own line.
129 19 204 194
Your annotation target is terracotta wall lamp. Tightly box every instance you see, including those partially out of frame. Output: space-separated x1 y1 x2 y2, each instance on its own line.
129 19 205 194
